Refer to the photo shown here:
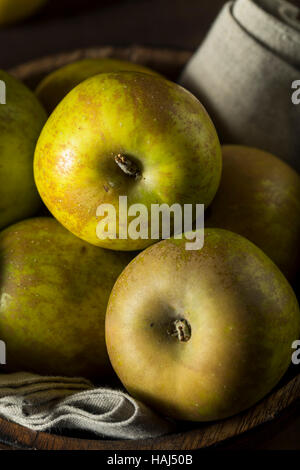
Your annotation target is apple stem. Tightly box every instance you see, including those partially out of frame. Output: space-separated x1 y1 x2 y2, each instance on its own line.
170 319 191 343
115 154 141 179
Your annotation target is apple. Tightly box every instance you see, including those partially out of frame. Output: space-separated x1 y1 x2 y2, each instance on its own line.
206 145 300 280
34 72 222 251
0 69 46 231
0 0 46 25
105 228 300 421
0 217 133 380
36 58 161 114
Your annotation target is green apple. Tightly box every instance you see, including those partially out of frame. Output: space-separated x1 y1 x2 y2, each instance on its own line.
0 69 46 230
34 72 222 251
0 217 133 380
206 145 300 280
36 58 161 114
0 0 46 25
105 228 300 421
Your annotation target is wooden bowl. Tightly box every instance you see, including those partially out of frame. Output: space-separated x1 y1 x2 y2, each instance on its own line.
0 45 298 450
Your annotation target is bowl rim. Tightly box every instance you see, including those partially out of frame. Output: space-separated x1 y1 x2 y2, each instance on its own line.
0 374 298 450
9 44 192 87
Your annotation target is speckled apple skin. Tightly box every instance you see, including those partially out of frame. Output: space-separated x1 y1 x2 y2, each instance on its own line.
206 145 300 280
34 72 222 251
36 58 161 114
0 70 46 230
106 229 300 421
0 217 133 380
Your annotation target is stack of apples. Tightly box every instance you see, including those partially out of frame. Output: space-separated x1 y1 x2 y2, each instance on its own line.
0 56 299 423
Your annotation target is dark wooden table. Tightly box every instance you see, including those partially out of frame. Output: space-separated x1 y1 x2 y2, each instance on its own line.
0 0 299 450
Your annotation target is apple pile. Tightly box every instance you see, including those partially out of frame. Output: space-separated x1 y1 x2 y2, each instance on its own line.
0 57 299 424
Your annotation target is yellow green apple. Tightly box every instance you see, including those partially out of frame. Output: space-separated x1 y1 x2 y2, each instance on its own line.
205 145 300 280
105 228 300 421
0 217 133 380
0 70 46 231
36 58 161 114
34 72 222 251
0 0 46 25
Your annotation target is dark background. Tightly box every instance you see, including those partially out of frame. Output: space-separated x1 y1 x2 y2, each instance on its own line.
0 0 299 450
0 0 227 69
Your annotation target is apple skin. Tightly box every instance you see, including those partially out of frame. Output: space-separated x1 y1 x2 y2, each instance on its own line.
105 228 300 421
0 0 46 25
205 145 300 280
0 217 133 380
0 70 47 231
36 58 161 114
34 72 222 251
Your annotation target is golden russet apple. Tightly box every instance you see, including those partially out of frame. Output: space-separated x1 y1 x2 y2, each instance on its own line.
0 70 46 230
106 229 300 421
0 217 133 380
36 58 161 114
206 145 300 279
34 72 222 251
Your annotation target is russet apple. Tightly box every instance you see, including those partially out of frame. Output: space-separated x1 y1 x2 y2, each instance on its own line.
205 145 300 279
0 217 133 380
105 228 300 421
0 70 46 231
34 72 222 251
36 58 161 114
